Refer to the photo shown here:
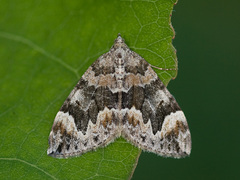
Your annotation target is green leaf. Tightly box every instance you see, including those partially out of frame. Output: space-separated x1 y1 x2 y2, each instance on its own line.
0 0 177 179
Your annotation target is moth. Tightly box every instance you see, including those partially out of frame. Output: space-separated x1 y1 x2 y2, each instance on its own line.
47 35 191 158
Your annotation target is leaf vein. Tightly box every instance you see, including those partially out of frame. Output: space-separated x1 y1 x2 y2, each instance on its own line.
0 31 79 78
0 157 58 180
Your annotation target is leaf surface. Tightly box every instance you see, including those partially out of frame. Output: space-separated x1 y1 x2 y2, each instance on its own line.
0 0 177 179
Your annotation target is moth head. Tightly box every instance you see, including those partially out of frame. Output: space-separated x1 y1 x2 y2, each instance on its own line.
113 34 128 50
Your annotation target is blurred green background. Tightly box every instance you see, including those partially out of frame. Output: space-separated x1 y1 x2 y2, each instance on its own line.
133 0 240 179
0 0 239 179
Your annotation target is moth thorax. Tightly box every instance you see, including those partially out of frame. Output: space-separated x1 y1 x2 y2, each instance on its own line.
115 53 125 79
115 67 124 80
115 63 124 89
114 56 125 65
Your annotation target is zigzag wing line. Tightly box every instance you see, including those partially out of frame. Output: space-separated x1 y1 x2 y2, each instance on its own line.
47 107 121 158
121 107 191 158
47 35 191 158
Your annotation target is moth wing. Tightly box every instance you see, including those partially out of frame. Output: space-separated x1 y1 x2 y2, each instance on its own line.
121 53 191 158
47 53 120 158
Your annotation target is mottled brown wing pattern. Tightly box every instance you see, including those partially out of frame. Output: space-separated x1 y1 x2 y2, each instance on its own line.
47 35 191 158
47 53 121 158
